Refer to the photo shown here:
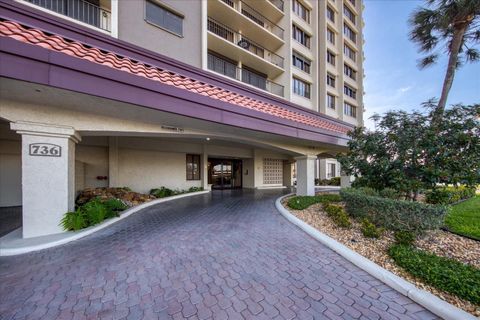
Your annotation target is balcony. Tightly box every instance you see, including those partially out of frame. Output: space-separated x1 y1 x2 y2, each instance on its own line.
22 0 111 32
207 52 284 97
207 18 284 78
219 0 284 39
268 0 284 11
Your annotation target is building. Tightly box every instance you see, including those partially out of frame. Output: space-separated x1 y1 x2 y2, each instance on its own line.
0 0 363 238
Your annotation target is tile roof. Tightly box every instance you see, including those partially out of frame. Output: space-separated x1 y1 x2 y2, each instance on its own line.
0 19 351 135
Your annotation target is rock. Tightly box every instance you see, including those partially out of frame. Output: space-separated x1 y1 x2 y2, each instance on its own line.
75 187 154 207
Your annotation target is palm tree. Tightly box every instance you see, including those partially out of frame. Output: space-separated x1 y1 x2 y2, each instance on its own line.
409 0 480 125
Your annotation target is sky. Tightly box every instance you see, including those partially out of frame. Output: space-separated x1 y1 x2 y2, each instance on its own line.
362 0 480 129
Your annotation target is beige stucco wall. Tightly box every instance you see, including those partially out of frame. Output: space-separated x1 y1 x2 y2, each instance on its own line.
118 0 202 68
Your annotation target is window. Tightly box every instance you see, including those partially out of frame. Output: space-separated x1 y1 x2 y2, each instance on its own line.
344 64 356 80
242 67 267 90
293 77 311 98
344 23 356 43
328 163 336 178
343 5 356 24
327 50 336 66
326 6 335 23
344 44 356 61
292 52 311 74
186 154 201 180
344 102 357 117
293 25 311 48
344 84 357 99
327 93 336 109
327 28 335 44
327 73 335 88
145 0 183 36
208 51 237 79
293 0 310 23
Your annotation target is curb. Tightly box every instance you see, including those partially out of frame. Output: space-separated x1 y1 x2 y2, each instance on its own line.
0 191 210 256
275 194 477 320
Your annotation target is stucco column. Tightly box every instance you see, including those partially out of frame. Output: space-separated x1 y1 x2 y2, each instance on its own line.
11 121 81 238
108 136 119 187
201 145 209 190
295 155 316 196
341 175 352 188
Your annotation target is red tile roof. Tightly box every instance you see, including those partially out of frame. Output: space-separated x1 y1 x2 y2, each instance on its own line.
0 20 351 135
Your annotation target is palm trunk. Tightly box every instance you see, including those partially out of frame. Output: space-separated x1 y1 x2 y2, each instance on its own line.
432 24 468 126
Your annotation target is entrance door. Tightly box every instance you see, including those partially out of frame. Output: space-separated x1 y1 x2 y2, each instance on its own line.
208 158 242 189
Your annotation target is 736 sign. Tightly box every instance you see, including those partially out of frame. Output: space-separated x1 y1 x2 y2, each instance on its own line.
29 143 62 157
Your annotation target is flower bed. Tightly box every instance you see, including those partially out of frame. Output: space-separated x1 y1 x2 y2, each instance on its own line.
282 196 480 316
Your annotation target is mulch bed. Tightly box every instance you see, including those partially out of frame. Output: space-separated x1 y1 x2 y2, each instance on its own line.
76 187 156 207
282 196 480 317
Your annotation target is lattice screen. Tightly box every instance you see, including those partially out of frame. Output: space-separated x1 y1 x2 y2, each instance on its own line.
263 158 283 185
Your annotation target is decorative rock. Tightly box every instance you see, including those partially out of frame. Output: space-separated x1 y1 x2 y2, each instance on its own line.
76 187 155 207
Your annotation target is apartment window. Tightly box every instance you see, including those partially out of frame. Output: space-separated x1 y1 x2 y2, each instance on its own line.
145 0 183 36
328 163 336 178
327 73 335 88
326 6 335 23
349 0 356 6
344 44 356 61
327 28 335 45
327 50 336 66
242 67 267 90
344 23 356 43
292 52 311 74
207 52 237 79
293 77 311 99
293 25 311 48
344 84 357 99
186 154 201 180
293 0 310 23
343 5 356 24
344 102 357 117
344 64 356 80
327 93 336 109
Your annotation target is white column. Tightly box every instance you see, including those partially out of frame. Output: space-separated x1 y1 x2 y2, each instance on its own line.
341 175 352 188
201 145 210 190
295 155 316 196
11 121 81 238
108 136 119 187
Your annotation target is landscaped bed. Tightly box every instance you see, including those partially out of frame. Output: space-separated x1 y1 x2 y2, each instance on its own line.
282 191 480 317
445 195 480 240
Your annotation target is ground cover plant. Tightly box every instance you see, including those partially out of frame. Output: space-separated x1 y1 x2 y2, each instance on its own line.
445 195 480 240
150 186 204 198
389 244 480 306
287 194 341 210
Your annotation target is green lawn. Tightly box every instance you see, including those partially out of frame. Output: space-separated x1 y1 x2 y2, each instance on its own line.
445 195 480 240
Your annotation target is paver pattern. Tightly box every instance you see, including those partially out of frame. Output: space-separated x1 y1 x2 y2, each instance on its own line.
0 190 438 319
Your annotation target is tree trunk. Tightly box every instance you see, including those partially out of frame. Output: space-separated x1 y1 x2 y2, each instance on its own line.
433 23 468 126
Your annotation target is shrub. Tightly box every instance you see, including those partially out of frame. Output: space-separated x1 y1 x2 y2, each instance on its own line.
287 194 341 210
388 244 480 305
188 186 204 193
82 198 108 225
323 203 351 228
379 188 402 200
102 198 127 218
60 211 86 231
316 177 341 186
150 187 174 198
425 186 476 205
340 188 448 234
354 187 379 197
394 231 416 246
361 218 384 238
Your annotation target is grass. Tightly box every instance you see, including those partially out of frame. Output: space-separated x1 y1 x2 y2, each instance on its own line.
388 244 480 305
287 194 341 210
445 195 480 240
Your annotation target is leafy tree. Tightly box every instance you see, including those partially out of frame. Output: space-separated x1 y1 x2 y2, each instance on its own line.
337 104 480 200
409 0 480 125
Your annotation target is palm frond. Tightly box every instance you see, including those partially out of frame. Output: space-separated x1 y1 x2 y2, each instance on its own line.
418 54 439 68
465 47 480 62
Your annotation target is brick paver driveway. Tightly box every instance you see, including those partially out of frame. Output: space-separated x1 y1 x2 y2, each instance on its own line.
0 190 437 320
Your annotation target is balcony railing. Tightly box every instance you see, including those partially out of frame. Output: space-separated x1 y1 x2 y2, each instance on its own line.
220 0 284 39
207 53 284 97
268 0 284 12
207 18 284 69
24 0 111 32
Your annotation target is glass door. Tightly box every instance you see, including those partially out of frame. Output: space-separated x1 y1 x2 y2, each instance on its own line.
208 159 242 189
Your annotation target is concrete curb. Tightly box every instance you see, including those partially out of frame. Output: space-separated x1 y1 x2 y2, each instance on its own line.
275 194 477 320
0 191 210 256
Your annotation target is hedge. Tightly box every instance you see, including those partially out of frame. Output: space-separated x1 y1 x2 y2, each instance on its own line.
425 186 476 205
287 194 341 210
389 244 480 305
340 188 448 234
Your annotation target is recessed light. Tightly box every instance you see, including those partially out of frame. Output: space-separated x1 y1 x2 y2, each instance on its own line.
206 137 210 141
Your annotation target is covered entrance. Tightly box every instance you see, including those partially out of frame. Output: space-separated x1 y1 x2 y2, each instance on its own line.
208 158 242 189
